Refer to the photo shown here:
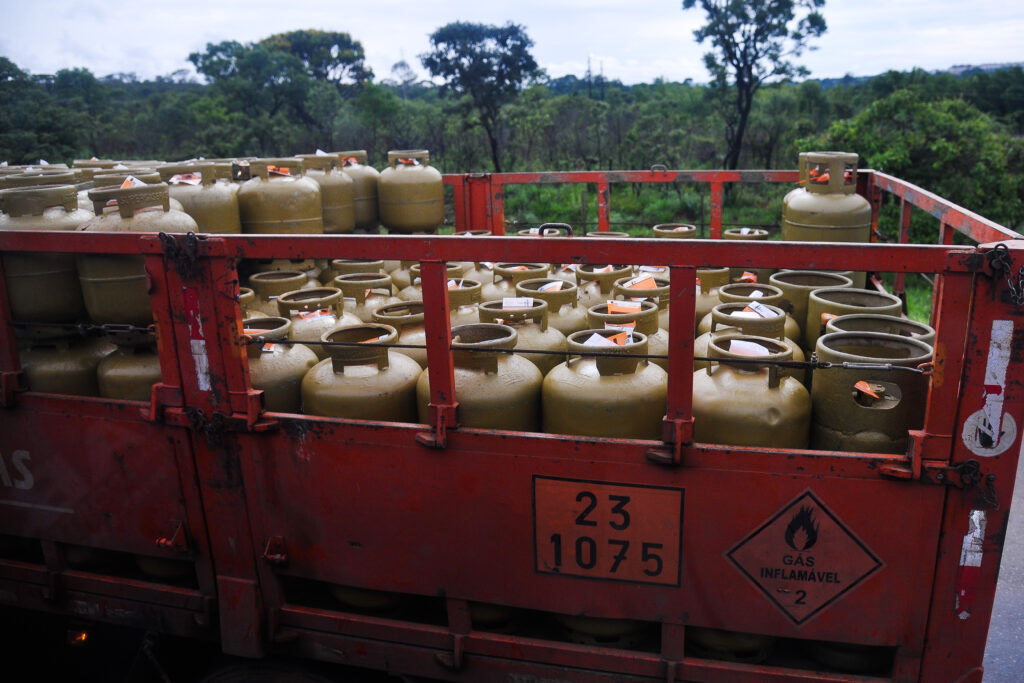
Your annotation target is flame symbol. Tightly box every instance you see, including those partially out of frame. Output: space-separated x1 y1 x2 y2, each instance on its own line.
784 506 819 552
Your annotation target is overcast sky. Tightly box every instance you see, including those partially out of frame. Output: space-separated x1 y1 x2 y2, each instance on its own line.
1 1 1021 85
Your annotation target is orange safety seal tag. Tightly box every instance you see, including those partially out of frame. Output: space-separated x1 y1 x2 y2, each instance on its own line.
739 271 758 283
607 331 631 346
854 381 880 399
607 301 642 314
298 308 331 320
821 312 839 325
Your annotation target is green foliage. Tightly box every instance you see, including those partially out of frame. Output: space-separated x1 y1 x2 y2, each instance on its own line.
805 89 1024 236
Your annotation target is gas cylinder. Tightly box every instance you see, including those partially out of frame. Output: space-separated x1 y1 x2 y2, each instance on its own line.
463 259 495 287
302 324 421 421
687 627 776 664
74 158 118 170
701 283 800 342
613 273 670 331
653 223 697 239
556 614 647 648
447 279 484 327
277 287 360 360
543 329 667 439
96 325 161 401
18 333 115 396
243 316 318 413
378 150 443 234
805 641 892 674
336 150 380 231
586 230 631 238
825 313 935 349
158 162 241 234
576 264 634 310
722 227 772 283
0 185 90 336
247 271 312 317
516 223 571 238
389 260 417 290
237 158 324 234
781 152 871 287
477 298 567 375
372 302 427 368
237 287 259 319
93 170 187 213
247 258 321 284
1 170 95 216
812 332 933 453
397 263 466 302
805 287 903 350
480 262 550 301
550 262 579 284
417 323 542 430
332 273 402 322
296 154 355 234
323 258 386 284
587 300 669 371
695 267 730 334
515 278 587 335
77 184 198 325
768 270 852 342
693 335 810 448
694 303 806 384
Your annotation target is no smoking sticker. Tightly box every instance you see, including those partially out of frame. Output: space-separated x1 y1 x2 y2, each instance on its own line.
727 490 883 626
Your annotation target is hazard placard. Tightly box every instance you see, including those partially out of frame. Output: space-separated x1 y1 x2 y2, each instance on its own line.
727 490 883 625
533 476 683 586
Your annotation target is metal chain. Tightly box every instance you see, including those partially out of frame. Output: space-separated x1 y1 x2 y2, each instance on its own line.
987 243 1024 306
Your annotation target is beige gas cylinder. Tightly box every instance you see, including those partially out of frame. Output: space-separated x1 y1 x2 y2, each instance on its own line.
77 184 198 325
96 325 161 401
516 278 588 336
722 227 772 283
694 267 730 334
372 302 428 368
480 262 550 301
542 329 667 439
613 273 670 331
247 271 311 317
397 263 466 301
701 283 800 343
296 154 356 234
517 223 572 238
587 300 669 371
159 162 241 234
693 335 810 448
19 334 115 396
92 170 187 212
378 150 444 234
276 287 360 360
576 264 634 310
653 223 697 239
389 260 416 290
586 230 631 238
417 323 543 431
247 257 321 284
323 258 386 284
302 324 421 421
782 152 871 287
237 158 324 234
811 332 933 454
74 158 119 170
550 262 580 284
694 303 806 384
805 287 903 350
477 298 567 375
237 287 259 319
687 627 776 664
1 169 77 190
336 150 380 231
447 279 484 327
333 273 402 322
768 270 853 342
0 185 90 336
825 314 935 350
463 259 496 287
243 316 318 413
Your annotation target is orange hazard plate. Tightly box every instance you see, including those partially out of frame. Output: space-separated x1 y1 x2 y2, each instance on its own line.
533 476 683 586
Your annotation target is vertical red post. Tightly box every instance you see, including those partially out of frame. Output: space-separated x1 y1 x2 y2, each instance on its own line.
597 181 611 232
709 182 724 239
894 198 912 298
490 177 507 235
418 260 458 447
662 264 696 448
0 256 24 405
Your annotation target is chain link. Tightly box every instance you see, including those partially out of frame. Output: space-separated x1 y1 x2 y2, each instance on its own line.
987 243 1024 306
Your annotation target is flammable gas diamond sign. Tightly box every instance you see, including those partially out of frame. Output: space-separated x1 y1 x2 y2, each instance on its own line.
726 490 883 625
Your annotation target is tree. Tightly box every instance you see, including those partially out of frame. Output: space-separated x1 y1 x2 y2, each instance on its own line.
420 21 542 172
260 30 373 92
682 0 826 169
